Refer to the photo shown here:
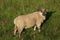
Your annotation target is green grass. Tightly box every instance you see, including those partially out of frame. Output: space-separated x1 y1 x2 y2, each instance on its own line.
0 0 60 40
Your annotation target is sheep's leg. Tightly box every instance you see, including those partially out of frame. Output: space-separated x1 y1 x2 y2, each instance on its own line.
34 26 37 31
36 23 41 32
14 25 17 36
17 26 24 38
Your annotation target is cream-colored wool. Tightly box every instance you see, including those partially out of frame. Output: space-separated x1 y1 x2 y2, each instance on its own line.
13 9 46 37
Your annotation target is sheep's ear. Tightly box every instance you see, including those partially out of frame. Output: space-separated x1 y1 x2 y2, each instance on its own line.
41 8 48 12
36 8 48 12
41 9 46 12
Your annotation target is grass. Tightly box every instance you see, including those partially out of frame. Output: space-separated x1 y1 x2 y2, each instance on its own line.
0 0 60 40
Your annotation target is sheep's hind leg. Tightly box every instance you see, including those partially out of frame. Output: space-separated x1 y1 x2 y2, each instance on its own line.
17 26 24 38
14 25 17 36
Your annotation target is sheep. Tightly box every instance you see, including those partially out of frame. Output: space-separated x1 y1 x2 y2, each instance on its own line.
13 9 47 37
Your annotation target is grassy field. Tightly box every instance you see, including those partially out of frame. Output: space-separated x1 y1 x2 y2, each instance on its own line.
0 0 60 40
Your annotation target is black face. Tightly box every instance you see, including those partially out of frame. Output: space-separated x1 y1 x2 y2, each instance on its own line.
36 9 47 16
40 9 47 16
42 11 47 16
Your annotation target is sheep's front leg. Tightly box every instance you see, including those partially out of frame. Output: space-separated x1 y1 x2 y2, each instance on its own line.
36 23 41 32
34 26 37 31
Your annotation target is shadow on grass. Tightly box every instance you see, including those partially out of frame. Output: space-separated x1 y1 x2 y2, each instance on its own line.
41 11 56 29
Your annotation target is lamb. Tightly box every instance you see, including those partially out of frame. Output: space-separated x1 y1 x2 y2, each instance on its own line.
13 9 47 37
